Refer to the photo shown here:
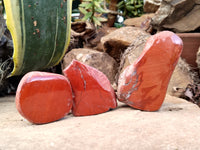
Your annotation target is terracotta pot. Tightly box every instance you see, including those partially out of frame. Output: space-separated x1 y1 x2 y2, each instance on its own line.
176 33 200 67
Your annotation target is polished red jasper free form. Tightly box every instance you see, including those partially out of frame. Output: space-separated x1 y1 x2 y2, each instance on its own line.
63 60 117 116
117 31 183 111
16 71 73 124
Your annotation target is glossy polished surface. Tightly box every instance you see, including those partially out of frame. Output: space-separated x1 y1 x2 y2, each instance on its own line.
117 31 183 111
16 71 73 124
63 60 117 116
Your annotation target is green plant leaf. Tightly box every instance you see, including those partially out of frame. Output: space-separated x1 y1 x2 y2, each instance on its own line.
126 1 132 5
134 11 138 16
114 22 124 28
131 0 134 4
135 4 142 8
94 1 101 8
85 3 93 9
98 17 107 22
126 5 135 11
4 0 72 76
118 5 124 10
79 2 89 7
95 6 108 13
117 1 124 7
123 9 127 16
92 16 101 26
79 7 88 14
83 0 92 2
82 11 92 21
117 0 143 18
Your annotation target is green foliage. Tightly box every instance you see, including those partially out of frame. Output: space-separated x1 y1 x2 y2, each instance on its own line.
114 22 124 28
117 0 143 18
79 0 108 27
78 0 144 27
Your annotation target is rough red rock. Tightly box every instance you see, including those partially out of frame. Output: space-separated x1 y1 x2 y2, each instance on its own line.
63 60 117 116
16 71 73 124
117 31 183 111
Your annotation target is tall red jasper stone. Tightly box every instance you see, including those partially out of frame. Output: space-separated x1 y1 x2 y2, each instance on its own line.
16 71 73 124
117 31 183 111
63 60 117 116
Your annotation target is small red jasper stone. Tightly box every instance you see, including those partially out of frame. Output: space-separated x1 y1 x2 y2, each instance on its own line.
16 71 73 124
117 31 183 111
63 60 117 116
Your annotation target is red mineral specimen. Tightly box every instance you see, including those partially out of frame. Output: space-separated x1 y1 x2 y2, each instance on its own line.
16 71 73 124
117 31 183 111
63 60 117 116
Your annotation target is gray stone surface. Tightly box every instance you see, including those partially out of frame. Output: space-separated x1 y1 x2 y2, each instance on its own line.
124 13 155 27
143 0 162 13
1 95 200 150
163 5 200 32
151 0 200 32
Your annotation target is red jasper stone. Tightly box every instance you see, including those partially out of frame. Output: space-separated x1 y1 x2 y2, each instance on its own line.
16 71 73 124
117 31 183 111
63 60 117 116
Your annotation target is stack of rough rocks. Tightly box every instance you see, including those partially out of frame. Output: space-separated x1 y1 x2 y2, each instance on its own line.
124 0 200 33
63 0 200 100
150 0 200 33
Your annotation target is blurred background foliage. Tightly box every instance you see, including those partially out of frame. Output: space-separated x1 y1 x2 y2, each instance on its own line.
72 0 144 27
78 0 108 27
117 0 143 18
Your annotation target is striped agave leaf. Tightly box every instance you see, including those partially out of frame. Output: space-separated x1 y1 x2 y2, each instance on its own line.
4 0 72 76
